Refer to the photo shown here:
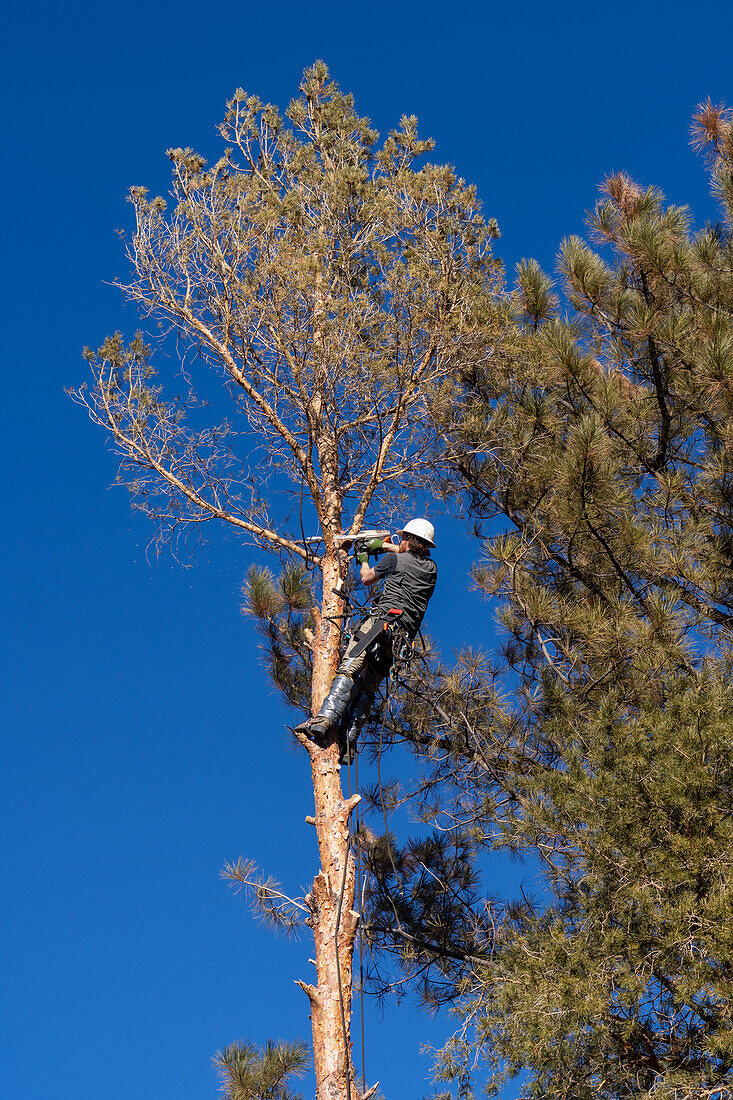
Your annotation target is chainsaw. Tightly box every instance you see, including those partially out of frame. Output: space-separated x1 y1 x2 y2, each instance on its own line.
333 529 390 551
302 529 390 552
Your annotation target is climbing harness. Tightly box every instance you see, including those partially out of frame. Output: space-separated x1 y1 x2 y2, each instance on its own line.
343 609 404 661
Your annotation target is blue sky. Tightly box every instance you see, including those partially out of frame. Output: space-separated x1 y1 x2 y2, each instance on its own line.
3 1 733 1097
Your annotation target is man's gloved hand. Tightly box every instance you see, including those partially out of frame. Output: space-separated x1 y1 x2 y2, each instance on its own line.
356 534 387 566
367 537 386 554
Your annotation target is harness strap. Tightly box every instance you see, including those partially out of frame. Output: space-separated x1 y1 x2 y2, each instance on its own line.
347 611 403 660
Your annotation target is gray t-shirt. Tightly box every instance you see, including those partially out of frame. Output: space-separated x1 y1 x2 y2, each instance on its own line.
372 551 437 634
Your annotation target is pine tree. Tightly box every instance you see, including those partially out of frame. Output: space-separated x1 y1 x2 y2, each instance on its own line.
71 64 502 1100
361 102 733 1100
214 1039 309 1100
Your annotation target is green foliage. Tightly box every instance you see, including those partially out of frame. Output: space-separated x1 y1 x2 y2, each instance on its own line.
221 856 307 937
462 671 733 1100
362 103 733 1100
515 259 558 327
213 1039 309 1100
242 564 315 711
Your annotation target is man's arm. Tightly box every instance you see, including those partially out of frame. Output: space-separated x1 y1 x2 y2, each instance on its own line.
381 537 402 554
360 561 379 586
360 539 401 587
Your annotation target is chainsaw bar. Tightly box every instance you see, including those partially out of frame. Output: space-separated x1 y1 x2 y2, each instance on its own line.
333 529 390 547
302 529 390 547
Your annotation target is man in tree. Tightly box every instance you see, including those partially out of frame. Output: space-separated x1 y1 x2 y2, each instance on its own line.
297 518 437 763
71 59 503 1099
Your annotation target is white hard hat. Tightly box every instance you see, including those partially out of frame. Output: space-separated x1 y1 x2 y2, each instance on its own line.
396 518 435 547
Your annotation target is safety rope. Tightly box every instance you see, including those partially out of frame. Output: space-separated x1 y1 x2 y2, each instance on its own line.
334 714 368 1098
334 820 352 1100
330 581 367 1100
298 474 313 573
334 678 362 1100
328 669 407 1099
355 750 366 1092
321 577 416 1100
376 675 406 932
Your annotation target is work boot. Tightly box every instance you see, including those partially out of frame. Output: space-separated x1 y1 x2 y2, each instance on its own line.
293 717 329 746
295 675 358 747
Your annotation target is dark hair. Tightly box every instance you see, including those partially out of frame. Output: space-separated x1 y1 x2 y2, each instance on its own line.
405 533 431 558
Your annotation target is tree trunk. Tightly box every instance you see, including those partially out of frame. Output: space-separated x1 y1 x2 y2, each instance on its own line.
299 549 360 1100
